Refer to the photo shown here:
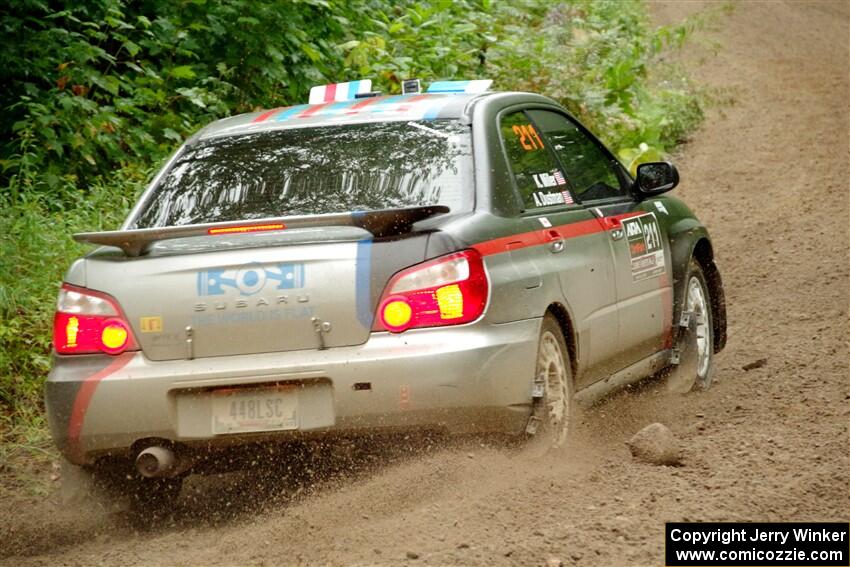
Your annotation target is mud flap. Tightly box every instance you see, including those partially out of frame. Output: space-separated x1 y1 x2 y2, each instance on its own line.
525 373 546 435
666 313 701 394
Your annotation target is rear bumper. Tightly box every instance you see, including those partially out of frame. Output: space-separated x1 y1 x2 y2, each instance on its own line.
46 318 541 465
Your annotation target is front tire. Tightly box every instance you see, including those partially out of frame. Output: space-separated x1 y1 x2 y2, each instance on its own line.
667 260 715 393
527 314 574 450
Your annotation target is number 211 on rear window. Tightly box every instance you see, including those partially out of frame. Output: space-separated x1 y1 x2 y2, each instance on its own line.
512 124 545 151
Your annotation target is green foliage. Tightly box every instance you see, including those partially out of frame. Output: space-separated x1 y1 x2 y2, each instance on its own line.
0 167 147 415
0 0 357 206
341 0 495 89
483 0 706 173
0 0 714 434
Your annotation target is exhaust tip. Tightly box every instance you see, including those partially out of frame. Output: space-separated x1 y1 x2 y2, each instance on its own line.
135 446 176 478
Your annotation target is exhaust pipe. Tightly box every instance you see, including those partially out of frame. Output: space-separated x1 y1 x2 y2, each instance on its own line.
135 446 180 478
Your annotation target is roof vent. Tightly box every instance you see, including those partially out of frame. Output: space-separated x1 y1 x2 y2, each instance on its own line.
402 78 421 95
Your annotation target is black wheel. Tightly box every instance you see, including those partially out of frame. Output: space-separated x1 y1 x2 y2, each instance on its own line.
668 259 714 393
526 313 574 450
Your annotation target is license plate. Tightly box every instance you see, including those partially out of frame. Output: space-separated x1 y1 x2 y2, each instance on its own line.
211 386 298 434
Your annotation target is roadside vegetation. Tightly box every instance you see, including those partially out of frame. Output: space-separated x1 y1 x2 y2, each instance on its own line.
0 0 722 475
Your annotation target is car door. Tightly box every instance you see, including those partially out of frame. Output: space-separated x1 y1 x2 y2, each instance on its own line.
498 109 622 386
527 109 670 369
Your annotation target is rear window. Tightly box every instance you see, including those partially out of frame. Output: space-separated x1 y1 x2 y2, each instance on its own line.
132 120 472 228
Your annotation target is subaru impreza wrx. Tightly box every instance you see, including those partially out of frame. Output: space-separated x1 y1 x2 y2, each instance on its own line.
46 79 726 510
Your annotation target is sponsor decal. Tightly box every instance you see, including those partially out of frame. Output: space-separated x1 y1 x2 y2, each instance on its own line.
197 263 305 297
655 201 669 215
533 192 564 207
530 170 572 207
532 189 573 208
532 169 568 190
399 385 411 410
139 316 163 333
538 217 552 228
622 213 667 281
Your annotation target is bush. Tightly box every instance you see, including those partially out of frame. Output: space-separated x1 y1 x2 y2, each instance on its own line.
0 167 147 414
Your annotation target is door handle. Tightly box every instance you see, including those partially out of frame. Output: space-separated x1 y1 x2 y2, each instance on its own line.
600 216 621 230
545 229 565 253
598 216 624 240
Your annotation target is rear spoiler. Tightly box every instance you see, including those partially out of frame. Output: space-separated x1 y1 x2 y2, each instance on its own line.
73 205 449 257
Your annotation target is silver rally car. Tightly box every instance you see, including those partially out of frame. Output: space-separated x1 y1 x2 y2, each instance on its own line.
47 79 726 508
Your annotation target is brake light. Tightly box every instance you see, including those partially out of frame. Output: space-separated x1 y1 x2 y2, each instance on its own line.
53 284 138 355
208 223 286 235
374 250 489 333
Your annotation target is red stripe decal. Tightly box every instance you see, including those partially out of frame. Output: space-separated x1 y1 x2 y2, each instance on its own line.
252 107 288 123
324 83 336 102
299 102 331 118
473 227 547 257
472 212 642 257
66 353 134 462
346 96 382 113
395 94 435 112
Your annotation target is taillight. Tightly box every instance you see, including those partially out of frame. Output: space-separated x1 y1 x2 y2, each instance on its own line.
373 249 489 333
53 284 138 355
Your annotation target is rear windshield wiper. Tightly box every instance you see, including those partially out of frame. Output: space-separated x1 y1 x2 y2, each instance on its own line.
73 205 450 257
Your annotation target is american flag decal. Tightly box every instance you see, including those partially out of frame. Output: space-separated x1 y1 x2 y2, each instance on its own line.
553 170 567 186
562 190 574 205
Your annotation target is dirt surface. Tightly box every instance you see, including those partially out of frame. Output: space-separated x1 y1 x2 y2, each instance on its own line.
2 1 848 565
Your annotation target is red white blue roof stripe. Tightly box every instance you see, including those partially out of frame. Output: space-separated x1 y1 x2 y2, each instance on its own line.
199 81 493 139
308 80 372 104
250 93 466 124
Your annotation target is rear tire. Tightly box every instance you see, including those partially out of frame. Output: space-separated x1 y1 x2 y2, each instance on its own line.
667 260 715 393
526 314 574 450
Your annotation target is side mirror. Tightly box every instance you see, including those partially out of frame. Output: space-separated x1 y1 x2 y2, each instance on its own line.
635 161 679 196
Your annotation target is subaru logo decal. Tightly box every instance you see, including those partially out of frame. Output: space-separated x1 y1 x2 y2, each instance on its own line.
197 263 305 296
